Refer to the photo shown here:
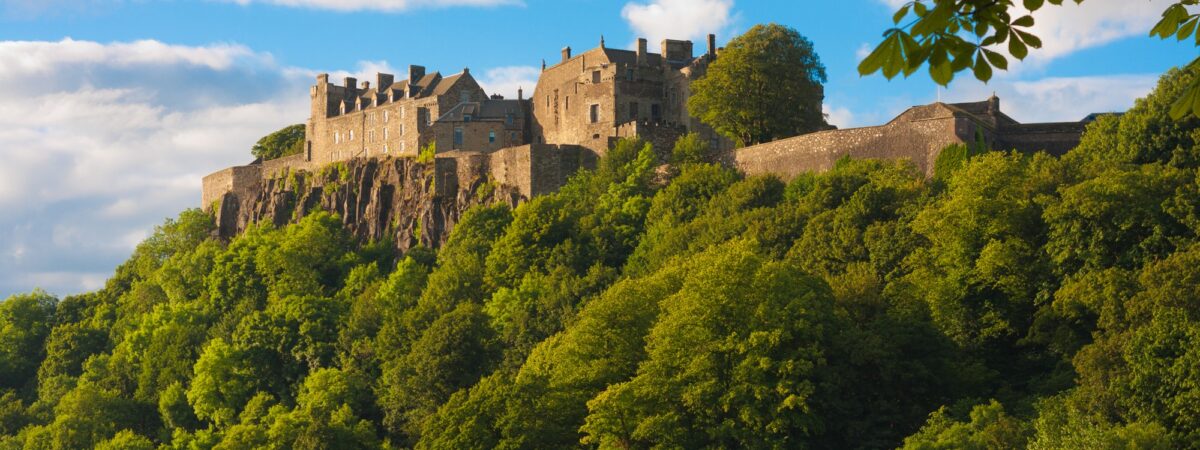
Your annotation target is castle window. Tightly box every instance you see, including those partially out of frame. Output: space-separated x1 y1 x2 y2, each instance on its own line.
565 96 569 111
464 114 473 122
630 102 639 120
592 70 601 83
506 113 514 125
510 131 516 140
489 131 495 143
350 130 355 141
384 143 389 153
651 104 661 121
589 104 599 123
334 131 340 144
400 124 405 135
400 107 405 119
453 127 464 149
384 111 389 123
384 128 389 140
626 68 634 80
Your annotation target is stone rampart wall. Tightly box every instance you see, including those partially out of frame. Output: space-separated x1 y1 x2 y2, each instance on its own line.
725 115 965 180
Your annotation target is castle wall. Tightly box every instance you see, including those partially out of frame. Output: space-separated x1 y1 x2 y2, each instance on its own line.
726 113 966 180
202 164 262 210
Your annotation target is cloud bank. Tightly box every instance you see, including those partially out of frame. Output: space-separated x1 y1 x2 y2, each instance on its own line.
621 0 737 47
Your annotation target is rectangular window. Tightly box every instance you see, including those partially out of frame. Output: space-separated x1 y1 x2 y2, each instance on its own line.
384 111 389 123
592 70 601 83
334 131 340 144
489 131 496 143
460 90 471 103
453 127 463 149
464 114 473 122
400 124 404 135
384 128 389 140
626 68 634 80
506 113 514 125
651 104 661 121
349 130 355 141
384 143 389 153
589 104 599 123
400 107 405 119
565 96 569 111
630 102 639 120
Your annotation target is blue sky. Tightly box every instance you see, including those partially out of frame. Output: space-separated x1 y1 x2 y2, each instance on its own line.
0 0 1193 297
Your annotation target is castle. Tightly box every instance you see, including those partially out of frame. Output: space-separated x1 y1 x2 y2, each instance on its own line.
202 33 1088 213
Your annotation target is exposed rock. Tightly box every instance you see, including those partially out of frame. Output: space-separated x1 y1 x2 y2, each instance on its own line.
213 156 519 251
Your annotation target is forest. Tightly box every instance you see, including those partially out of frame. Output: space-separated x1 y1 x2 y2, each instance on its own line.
2 64 1200 449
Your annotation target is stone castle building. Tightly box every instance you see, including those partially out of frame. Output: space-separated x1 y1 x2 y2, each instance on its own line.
202 33 1088 214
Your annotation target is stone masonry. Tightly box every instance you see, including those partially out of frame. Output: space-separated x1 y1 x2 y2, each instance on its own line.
202 33 1091 239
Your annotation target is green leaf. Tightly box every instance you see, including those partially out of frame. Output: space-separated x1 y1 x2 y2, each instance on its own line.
983 49 1008 70
1170 86 1196 120
1012 15 1035 28
893 4 911 24
857 34 896 76
973 57 993 83
929 60 953 86
1177 17 1198 41
1016 30 1043 48
913 1 927 16
1009 37 1029 59
1023 0 1045 11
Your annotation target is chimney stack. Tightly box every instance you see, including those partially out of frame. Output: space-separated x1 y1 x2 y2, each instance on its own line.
408 65 426 83
562 46 572 62
707 34 717 61
637 38 647 64
361 81 370 90
377 73 394 89
518 87 523 101
344 77 357 91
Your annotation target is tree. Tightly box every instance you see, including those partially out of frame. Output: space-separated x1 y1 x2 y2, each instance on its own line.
0 291 57 392
689 23 828 146
251 124 305 160
859 0 1200 119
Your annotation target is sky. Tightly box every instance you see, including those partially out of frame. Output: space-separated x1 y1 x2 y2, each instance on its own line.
0 0 1194 298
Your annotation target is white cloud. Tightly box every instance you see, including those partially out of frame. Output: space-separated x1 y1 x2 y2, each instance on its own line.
0 38 310 298
218 0 522 12
621 0 736 47
477 66 539 100
943 73 1158 123
823 103 855 128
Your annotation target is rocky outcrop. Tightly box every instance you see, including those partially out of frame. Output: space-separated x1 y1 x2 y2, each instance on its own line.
212 156 520 251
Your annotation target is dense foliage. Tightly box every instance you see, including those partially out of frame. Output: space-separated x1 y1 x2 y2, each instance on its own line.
251 124 306 161
689 23 828 146
2 67 1200 449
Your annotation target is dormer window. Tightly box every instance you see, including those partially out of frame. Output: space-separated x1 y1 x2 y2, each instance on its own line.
464 114 473 122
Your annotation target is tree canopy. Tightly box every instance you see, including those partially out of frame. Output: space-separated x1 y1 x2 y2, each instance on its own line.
689 23 828 146
251 124 305 160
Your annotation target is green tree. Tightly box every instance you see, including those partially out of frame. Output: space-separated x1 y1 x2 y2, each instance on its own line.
689 23 827 146
0 291 57 392
901 401 1030 450
582 241 837 449
251 124 305 160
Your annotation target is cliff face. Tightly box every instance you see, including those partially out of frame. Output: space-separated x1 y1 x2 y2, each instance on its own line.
211 156 519 251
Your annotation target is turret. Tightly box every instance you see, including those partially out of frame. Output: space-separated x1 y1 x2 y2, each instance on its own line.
636 38 648 65
707 34 717 62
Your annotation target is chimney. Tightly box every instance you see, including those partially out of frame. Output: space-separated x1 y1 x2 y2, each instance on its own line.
377 73 394 89
463 67 470 75
408 65 426 83
988 94 1000 115
518 87 523 101
707 34 717 61
562 46 572 62
361 80 370 90
344 76 357 91
637 38 647 64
